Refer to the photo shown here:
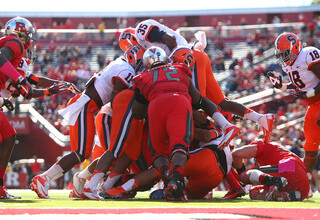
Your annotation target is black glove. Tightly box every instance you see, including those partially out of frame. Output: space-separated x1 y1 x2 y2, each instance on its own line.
266 71 283 90
0 97 14 111
47 82 68 96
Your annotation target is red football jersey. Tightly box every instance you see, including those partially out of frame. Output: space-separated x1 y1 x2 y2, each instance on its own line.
133 63 192 102
0 35 24 88
252 139 305 168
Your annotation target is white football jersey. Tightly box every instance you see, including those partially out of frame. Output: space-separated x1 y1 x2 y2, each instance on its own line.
135 19 189 55
94 56 135 105
282 46 320 91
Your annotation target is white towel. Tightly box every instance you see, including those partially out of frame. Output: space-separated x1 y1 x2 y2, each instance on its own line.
194 31 207 51
100 102 113 116
58 93 91 126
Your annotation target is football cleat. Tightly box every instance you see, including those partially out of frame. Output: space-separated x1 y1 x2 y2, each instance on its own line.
69 189 82 199
99 186 129 199
81 187 102 200
265 185 278 201
30 174 50 199
218 125 242 150
275 191 301 201
266 176 288 190
220 187 246 200
258 114 275 142
164 187 188 202
0 186 21 199
71 172 86 198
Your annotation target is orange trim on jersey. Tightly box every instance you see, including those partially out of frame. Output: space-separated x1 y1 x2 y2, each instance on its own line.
112 76 128 87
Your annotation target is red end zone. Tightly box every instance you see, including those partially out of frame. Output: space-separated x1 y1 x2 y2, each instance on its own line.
1 207 319 219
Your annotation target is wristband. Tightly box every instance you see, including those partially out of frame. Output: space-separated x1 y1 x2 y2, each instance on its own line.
280 84 287 92
306 88 315 98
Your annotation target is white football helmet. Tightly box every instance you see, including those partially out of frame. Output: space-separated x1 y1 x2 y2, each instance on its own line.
142 46 168 69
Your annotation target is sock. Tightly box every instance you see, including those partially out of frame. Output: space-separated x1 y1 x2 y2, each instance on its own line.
86 169 104 190
243 108 262 123
122 179 139 192
103 171 121 191
0 168 5 186
78 167 93 180
212 111 230 129
225 170 242 190
248 170 265 185
43 163 64 181
50 173 64 183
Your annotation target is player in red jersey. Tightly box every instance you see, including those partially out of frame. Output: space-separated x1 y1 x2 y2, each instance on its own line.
232 139 309 201
131 46 241 199
0 17 35 199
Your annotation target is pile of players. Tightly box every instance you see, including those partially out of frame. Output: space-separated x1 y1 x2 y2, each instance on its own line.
1 17 314 202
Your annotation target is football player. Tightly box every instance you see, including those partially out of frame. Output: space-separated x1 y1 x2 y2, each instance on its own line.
0 16 34 199
232 139 309 201
266 32 320 175
80 44 145 199
131 47 241 199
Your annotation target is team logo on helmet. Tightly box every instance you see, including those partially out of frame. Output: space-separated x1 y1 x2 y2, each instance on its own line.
169 46 195 69
119 27 138 52
274 32 302 67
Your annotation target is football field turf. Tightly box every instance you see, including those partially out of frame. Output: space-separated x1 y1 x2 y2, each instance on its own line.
1 190 320 219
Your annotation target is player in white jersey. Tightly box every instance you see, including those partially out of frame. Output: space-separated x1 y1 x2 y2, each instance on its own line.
267 32 320 176
75 44 146 200
135 19 189 55
30 52 136 199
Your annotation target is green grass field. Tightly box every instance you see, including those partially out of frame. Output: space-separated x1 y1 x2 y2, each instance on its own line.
2 190 320 208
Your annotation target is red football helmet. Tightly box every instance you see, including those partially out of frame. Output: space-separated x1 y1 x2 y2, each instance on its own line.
169 46 195 69
119 27 138 52
5 16 36 49
274 32 302 67
124 44 146 69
